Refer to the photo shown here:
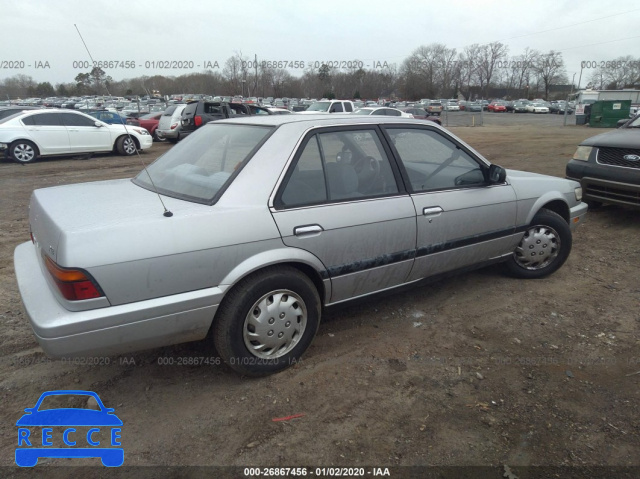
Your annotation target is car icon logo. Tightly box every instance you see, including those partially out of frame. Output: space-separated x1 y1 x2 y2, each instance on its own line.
623 154 640 162
15 390 123 467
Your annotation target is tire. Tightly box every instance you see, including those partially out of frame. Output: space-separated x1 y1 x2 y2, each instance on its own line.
213 266 321 376
10 140 38 164
504 209 572 279
115 135 137 156
152 130 165 142
167 137 178 144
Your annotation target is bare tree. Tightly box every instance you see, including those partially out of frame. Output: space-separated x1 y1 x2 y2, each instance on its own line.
535 51 567 99
476 42 508 98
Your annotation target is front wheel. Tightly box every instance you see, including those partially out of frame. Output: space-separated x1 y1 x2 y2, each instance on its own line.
504 209 572 279
116 135 137 156
213 266 321 376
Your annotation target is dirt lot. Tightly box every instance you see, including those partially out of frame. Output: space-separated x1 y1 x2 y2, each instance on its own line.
0 123 639 476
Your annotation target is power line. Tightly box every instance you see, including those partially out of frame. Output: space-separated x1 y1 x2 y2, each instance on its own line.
554 35 640 52
495 8 640 43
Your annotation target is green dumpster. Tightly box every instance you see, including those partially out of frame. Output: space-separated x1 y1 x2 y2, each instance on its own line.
589 100 631 128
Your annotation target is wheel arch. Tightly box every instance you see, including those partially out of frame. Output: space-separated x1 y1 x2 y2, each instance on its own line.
525 194 570 225
218 248 330 305
10 138 41 157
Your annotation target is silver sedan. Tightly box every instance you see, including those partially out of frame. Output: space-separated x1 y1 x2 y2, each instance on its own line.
14 115 587 375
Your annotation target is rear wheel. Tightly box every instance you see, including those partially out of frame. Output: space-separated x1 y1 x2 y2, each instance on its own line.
213 266 321 376
10 140 38 164
152 130 165 142
116 136 137 156
505 209 572 279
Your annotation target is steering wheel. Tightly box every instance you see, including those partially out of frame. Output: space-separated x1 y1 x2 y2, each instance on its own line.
353 156 381 192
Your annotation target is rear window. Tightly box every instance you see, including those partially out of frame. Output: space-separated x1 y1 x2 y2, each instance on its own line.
133 123 274 204
163 105 177 116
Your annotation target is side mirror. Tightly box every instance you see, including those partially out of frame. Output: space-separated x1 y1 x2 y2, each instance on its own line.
488 164 506 184
94 121 103 127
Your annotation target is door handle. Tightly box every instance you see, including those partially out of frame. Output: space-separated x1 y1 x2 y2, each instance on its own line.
423 206 443 216
294 225 323 237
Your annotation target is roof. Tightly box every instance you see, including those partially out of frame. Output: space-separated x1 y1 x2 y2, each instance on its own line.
211 113 440 128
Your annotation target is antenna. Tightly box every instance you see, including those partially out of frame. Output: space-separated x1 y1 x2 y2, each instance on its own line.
74 24 173 217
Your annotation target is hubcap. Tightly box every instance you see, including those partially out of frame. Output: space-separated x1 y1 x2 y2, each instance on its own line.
124 138 136 154
513 225 560 270
14 144 35 162
243 289 307 359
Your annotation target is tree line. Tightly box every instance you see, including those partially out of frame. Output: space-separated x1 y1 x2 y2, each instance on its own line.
1 43 639 101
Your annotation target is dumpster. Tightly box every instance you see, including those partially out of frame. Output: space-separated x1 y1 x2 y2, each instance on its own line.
588 100 631 128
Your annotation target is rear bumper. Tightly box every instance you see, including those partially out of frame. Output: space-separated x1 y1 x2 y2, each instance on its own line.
14 242 221 358
156 128 180 139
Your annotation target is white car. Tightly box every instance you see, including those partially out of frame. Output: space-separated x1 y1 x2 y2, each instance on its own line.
444 102 460 111
352 107 414 118
526 102 550 114
298 100 355 114
0 109 152 163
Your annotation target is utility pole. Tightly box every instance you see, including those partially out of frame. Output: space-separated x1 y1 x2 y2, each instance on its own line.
564 72 576 126
254 54 258 97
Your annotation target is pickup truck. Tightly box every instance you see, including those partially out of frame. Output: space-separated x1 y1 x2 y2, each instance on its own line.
181 101 269 138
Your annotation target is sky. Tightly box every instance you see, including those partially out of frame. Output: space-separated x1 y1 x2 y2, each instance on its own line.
1 0 639 87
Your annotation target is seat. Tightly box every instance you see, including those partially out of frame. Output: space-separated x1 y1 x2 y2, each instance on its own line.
325 162 360 200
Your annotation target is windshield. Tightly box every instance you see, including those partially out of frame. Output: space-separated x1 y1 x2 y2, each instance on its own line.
133 123 273 203
626 115 640 127
306 101 331 112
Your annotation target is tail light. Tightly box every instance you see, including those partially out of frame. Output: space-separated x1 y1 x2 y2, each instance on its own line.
170 122 177 130
194 115 203 126
43 254 104 301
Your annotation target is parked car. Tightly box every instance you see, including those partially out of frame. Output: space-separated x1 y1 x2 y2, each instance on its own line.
526 102 550 114
0 106 43 121
180 101 252 139
488 102 507 113
444 101 460 111
566 113 640 208
512 101 530 113
155 104 186 143
399 107 442 125
556 101 574 115
0 109 152 163
426 101 443 116
14 115 586 376
86 110 129 125
125 112 163 140
298 100 355 113
467 102 483 112
352 107 413 117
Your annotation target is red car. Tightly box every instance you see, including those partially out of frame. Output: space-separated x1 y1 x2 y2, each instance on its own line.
488 101 507 112
126 112 163 140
